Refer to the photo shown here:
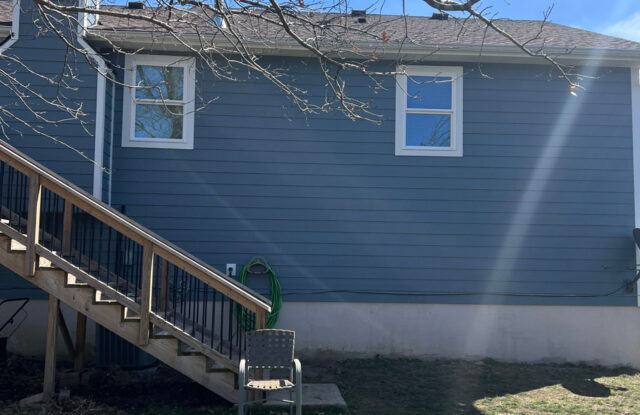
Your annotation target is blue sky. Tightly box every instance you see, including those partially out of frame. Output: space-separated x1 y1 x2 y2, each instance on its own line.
346 0 640 41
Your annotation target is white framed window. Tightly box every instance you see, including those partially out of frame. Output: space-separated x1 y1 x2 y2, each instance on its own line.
122 55 196 150
395 66 463 157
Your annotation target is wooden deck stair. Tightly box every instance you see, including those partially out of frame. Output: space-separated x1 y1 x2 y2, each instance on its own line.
0 140 271 403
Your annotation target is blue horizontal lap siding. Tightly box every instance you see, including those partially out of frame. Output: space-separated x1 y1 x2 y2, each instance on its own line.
110 57 635 306
0 0 99 299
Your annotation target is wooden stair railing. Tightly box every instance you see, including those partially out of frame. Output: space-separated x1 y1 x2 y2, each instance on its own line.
0 140 271 402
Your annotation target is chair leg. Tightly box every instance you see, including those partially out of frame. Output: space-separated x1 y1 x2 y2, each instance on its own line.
238 387 246 415
294 359 302 415
289 389 294 415
238 359 247 415
295 386 302 415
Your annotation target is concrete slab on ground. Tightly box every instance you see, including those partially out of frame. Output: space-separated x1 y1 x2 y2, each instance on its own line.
265 383 346 408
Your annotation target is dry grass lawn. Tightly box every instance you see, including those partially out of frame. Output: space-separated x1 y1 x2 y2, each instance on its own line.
1 355 640 414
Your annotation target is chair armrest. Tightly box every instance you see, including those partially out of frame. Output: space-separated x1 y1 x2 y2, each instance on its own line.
239 359 247 388
293 358 302 385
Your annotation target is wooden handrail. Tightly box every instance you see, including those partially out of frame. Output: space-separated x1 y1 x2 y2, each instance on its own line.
0 140 271 314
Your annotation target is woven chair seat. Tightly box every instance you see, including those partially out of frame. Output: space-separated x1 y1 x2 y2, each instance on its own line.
246 379 294 390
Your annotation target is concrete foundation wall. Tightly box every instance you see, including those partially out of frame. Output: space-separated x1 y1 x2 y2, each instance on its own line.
276 302 640 369
1 301 96 361
6 300 640 369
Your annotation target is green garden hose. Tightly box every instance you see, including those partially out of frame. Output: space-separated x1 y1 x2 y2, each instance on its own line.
238 256 282 329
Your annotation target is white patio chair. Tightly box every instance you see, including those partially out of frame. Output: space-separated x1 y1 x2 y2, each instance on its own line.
238 329 301 415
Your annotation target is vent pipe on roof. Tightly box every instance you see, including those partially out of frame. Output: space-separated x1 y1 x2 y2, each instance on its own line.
351 9 367 23
127 1 145 9
430 12 448 20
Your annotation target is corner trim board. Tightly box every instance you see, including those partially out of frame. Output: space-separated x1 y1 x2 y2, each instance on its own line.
631 67 640 306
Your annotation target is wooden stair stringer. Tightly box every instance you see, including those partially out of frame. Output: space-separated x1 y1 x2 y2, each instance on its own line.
0 236 238 403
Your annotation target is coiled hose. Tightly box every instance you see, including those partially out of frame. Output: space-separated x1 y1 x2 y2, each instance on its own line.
238 256 282 329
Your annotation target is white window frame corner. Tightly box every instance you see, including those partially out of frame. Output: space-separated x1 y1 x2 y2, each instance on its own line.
395 65 463 157
122 54 196 150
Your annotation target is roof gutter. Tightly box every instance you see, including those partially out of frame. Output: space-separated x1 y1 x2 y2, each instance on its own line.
0 0 21 54
86 30 640 67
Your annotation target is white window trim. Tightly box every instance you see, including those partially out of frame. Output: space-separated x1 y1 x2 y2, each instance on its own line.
395 65 463 157
122 55 196 150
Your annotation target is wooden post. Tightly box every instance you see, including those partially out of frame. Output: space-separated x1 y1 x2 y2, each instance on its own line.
138 243 154 346
74 313 86 372
159 259 169 313
43 295 58 400
61 200 73 255
24 174 42 277
63 199 87 372
253 308 267 402
255 308 266 330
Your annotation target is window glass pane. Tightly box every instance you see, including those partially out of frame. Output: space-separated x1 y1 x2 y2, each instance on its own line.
406 76 452 109
85 0 98 26
135 104 183 139
406 113 451 148
135 65 184 100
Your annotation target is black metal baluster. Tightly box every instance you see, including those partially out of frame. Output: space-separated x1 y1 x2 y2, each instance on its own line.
135 242 142 301
181 270 187 330
96 221 104 281
80 211 88 268
219 298 225 354
123 237 131 297
202 284 208 344
235 303 241 360
19 173 26 229
106 227 112 287
46 190 54 249
7 167 13 225
14 172 21 226
88 214 96 275
189 276 196 335
172 265 178 325
71 207 79 264
0 162 5 212
210 290 217 349
228 299 234 359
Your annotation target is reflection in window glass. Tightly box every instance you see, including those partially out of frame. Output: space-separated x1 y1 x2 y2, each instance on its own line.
406 76 452 110
135 66 184 100
135 104 183 139
406 113 451 148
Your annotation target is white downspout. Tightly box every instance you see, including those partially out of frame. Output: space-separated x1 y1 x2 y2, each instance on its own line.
77 2 109 201
108 81 115 206
0 0 21 54
631 67 640 305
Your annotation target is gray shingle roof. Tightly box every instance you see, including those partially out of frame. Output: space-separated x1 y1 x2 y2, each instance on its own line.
2 1 640 52
0 1 12 26
86 6 640 52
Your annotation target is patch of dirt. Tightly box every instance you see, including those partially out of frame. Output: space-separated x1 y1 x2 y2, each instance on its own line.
0 355 232 414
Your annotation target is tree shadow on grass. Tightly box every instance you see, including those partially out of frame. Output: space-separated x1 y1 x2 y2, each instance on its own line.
306 357 639 415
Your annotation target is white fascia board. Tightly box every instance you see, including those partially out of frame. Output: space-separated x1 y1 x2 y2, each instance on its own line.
631 67 640 306
0 0 21 54
86 30 640 67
